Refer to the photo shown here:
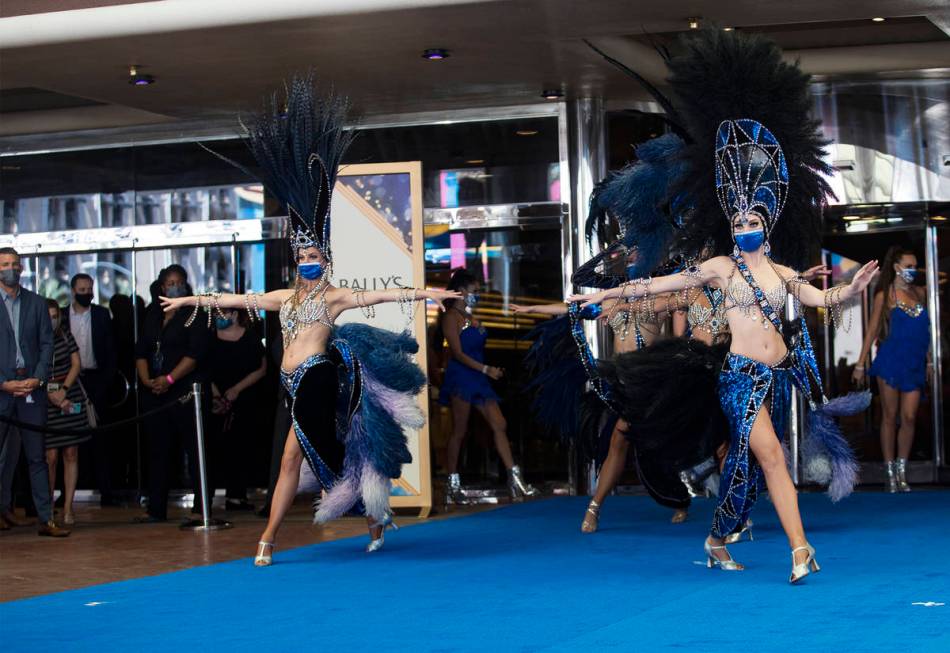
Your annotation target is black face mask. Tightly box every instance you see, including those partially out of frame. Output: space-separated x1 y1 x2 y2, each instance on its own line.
75 293 94 308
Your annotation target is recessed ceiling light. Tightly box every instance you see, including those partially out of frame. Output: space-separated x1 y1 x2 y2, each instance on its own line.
871 17 886 22
516 129 539 136
842 215 862 221
422 48 450 60
723 27 734 32
466 159 485 164
688 17 701 30
541 88 564 100
128 65 155 86
932 215 947 222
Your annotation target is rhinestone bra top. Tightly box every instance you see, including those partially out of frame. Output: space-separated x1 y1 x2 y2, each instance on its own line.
688 289 727 337
279 286 334 347
724 273 787 323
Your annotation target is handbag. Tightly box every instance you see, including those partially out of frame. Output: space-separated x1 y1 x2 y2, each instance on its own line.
75 377 98 428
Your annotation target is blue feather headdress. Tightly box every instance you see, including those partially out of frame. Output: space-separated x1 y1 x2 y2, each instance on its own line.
574 133 687 288
207 72 356 262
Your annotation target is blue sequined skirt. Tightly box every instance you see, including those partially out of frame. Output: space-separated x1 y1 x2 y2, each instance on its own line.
712 352 792 539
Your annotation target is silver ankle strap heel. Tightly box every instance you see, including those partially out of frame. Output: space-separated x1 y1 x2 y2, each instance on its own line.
508 465 540 499
366 512 398 553
885 461 899 493
581 500 600 533
704 539 742 571
895 458 911 493
446 473 467 504
723 519 754 544
789 543 820 584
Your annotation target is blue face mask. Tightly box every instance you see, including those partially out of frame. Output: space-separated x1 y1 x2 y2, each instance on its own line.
164 285 187 298
898 267 916 284
299 262 324 281
215 317 233 330
734 229 765 253
465 293 479 308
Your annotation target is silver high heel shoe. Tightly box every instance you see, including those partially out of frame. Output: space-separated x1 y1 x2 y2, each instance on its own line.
884 461 899 493
366 513 398 553
895 458 911 493
679 456 717 498
789 543 820 584
723 519 754 544
508 465 540 499
446 473 468 505
581 500 600 533
704 539 743 571
254 541 275 567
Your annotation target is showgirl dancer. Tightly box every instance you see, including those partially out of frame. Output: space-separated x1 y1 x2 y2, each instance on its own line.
439 268 539 503
513 280 693 529
570 29 876 583
853 245 931 492
162 75 458 564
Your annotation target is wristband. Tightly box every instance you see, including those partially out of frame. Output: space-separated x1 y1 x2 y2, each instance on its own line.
854 365 865 371
166 374 176 385
482 365 488 375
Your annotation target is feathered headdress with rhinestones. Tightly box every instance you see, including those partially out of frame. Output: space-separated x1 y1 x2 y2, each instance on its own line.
586 28 833 269
206 72 356 262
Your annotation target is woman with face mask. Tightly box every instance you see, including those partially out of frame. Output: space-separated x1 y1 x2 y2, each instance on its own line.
134 265 212 524
438 268 538 503
853 246 931 492
162 76 459 563
569 29 879 582
208 308 267 511
43 300 90 526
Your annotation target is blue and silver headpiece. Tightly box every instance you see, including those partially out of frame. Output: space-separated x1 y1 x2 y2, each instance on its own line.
714 119 788 234
207 72 355 264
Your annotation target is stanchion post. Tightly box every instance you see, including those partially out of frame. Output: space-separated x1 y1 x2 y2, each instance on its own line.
180 383 232 531
193 382 211 526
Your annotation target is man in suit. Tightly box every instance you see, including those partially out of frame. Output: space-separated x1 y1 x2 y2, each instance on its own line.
65 273 118 506
0 247 69 536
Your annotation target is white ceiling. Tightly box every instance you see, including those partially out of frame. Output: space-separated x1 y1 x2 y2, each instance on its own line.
1 0 948 137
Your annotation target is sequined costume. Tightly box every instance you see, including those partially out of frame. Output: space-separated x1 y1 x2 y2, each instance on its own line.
207 74 426 524
869 299 930 392
439 317 499 406
580 28 867 521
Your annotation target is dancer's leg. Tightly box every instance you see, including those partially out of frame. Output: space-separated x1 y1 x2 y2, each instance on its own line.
474 400 514 469
747 406 808 564
877 378 899 462
259 428 302 544
593 424 628 505
896 389 921 460
446 396 471 474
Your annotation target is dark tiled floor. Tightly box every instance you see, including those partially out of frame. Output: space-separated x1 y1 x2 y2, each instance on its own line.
0 500 492 602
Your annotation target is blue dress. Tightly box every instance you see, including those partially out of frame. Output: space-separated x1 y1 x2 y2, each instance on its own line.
439 321 499 406
869 303 930 392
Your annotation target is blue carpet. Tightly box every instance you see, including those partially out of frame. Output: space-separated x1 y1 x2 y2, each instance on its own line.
3 492 949 652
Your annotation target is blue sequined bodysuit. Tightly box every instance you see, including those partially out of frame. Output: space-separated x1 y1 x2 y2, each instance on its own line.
439 317 500 406
869 302 929 392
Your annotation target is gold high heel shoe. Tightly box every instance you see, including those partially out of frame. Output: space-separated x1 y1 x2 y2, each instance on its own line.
670 509 688 524
724 519 753 544
254 541 275 567
581 500 600 533
789 543 820 584
704 539 743 571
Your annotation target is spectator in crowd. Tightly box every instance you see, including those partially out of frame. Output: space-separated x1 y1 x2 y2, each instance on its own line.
133 265 211 523
0 247 69 536
44 299 90 525
64 273 118 506
208 306 266 511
